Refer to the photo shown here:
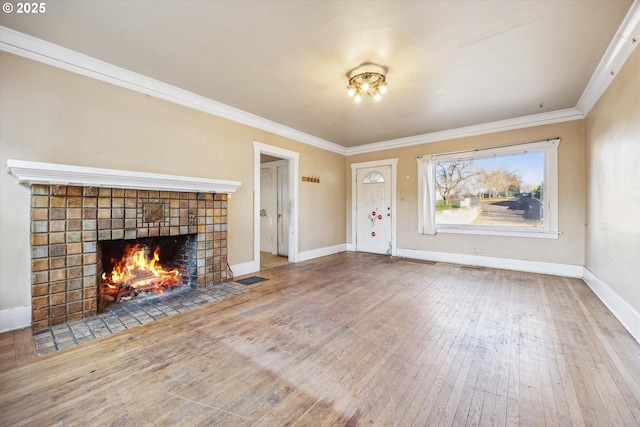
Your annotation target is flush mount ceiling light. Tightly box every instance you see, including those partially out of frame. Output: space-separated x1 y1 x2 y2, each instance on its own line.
346 72 388 103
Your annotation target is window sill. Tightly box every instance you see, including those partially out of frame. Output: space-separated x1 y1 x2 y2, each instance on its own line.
435 226 560 239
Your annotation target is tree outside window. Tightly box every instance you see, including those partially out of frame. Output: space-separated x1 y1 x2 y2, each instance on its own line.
418 139 560 238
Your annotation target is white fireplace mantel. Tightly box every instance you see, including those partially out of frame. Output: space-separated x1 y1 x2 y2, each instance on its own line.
6 159 242 194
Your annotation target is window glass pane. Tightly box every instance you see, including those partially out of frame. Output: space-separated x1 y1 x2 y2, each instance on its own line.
435 151 544 228
363 171 385 184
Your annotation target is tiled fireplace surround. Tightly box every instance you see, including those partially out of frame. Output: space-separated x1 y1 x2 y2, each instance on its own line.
8 159 241 334
29 185 229 332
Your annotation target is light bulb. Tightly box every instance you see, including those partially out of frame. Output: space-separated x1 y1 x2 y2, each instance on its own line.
380 84 387 94
354 94 362 103
347 87 355 97
374 92 381 101
361 82 370 91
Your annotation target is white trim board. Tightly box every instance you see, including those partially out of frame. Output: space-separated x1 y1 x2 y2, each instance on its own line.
298 244 347 262
348 4 640 155
3 1 639 159
577 1 640 115
0 305 31 333
583 267 640 343
7 159 242 194
253 142 300 272
395 248 584 278
362 247 639 343
3 253 638 343
345 109 582 155
0 26 345 156
229 260 257 279
230 244 346 278
0 24 584 156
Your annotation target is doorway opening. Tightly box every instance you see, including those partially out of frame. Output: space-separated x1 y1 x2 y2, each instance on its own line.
254 142 300 272
260 159 290 268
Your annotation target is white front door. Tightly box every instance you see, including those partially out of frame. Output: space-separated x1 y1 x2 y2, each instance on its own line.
356 165 392 254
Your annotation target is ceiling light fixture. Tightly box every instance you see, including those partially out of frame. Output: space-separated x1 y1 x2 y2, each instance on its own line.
346 72 388 103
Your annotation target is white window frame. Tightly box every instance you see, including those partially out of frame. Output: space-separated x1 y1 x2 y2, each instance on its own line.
418 138 560 239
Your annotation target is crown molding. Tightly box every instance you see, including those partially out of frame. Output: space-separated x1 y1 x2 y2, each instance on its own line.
345 108 584 155
2 0 638 159
577 1 640 115
7 159 242 194
0 26 346 155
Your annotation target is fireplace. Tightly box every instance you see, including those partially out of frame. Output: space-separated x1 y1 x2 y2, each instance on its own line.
7 160 241 333
27 184 229 332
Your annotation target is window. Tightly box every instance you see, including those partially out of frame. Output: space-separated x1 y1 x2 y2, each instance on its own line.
363 171 385 184
417 138 560 239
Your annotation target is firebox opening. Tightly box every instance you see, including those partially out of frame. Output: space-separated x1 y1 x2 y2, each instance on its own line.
98 234 197 311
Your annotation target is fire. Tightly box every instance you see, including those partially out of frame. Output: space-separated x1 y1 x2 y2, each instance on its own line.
100 244 181 305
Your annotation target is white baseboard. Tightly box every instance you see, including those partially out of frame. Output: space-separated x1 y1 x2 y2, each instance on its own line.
3 256 634 345
229 260 258 278
230 244 346 280
346 243 355 252
0 305 31 333
583 267 640 343
396 248 584 277
298 244 347 262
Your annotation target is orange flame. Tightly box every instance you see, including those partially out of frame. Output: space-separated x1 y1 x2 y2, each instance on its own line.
99 244 181 306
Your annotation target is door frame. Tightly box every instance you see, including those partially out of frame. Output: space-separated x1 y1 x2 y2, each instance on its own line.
351 158 398 256
275 162 290 256
254 141 299 271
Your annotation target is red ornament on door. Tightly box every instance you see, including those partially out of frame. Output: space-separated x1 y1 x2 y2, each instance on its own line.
378 214 382 220
371 231 376 237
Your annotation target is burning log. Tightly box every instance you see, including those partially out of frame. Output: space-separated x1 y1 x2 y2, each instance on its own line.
99 244 181 308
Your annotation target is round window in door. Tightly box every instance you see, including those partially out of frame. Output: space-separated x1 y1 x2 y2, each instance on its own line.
362 171 385 184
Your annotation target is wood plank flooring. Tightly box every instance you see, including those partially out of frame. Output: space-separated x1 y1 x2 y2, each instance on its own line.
1 252 639 426
260 251 290 270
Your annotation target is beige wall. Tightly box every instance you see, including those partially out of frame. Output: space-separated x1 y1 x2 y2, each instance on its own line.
0 52 346 312
347 120 586 265
2 42 635 329
584 46 640 313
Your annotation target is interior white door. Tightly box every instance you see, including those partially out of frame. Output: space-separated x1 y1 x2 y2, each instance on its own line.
277 165 290 256
356 165 392 254
260 167 276 253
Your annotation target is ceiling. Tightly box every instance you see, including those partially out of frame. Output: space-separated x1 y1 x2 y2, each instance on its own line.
0 1 635 148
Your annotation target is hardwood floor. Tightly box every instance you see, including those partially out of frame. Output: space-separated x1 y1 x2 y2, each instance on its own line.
1 252 639 426
260 251 289 270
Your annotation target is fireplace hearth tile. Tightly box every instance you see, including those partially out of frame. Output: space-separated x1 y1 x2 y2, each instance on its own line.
33 282 248 355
